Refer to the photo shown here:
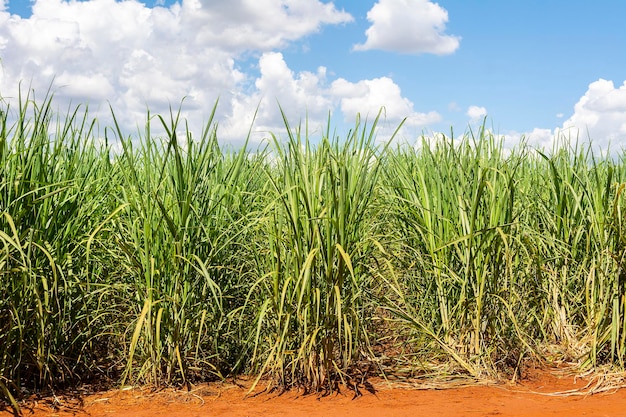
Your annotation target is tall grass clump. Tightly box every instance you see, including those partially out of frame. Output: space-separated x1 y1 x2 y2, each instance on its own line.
106 104 263 386
247 112 395 392
521 143 626 368
380 131 626 378
381 129 535 377
0 90 121 411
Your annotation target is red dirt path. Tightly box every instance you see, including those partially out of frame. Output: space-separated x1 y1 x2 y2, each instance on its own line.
4 370 626 417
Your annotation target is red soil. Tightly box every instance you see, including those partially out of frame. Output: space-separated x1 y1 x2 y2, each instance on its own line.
5 369 626 417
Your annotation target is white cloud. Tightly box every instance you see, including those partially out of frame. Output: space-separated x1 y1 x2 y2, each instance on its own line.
222 53 441 145
354 0 460 55
330 76 440 126
504 128 554 151
0 0 355 142
0 0 444 146
254 52 333 120
560 79 626 149
328 76 441 143
223 52 335 143
55 72 115 100
501 79 626 153
466 105 487 122
185 0 353 52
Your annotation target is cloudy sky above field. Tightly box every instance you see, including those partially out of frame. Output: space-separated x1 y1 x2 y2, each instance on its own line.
1 0 626 148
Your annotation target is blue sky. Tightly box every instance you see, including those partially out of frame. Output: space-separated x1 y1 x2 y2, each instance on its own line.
2 0 626 149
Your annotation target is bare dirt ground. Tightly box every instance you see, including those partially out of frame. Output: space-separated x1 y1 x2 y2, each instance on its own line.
4 369 626 417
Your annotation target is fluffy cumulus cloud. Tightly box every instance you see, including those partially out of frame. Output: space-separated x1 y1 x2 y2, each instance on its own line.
560 79 626 149
507 79 626 153
183 0 353 52
0 0 259 133
223 53 438 143
503 128 554 152
353 0 460 55
0 0 445 145
331 76 440 126
466 105 487 122
224 52 335 141
2 0 428 144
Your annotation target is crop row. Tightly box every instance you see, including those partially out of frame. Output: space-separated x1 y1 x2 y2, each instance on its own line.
2 91 626 412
